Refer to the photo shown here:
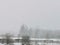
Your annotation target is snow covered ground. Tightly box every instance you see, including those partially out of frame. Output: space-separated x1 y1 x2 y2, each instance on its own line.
38 43 60 45
0 43 60 45
0 43 21 45
0 38 60 45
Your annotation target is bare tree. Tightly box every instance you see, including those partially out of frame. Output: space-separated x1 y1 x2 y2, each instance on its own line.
2 33 14 45
21 36 30 45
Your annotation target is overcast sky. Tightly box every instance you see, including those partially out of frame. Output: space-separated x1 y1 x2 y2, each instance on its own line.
0 0 60 35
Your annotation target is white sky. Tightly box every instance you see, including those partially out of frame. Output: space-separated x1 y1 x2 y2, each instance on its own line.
0 0 60 35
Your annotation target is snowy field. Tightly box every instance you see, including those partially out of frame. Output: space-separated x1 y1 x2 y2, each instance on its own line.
0 38 60 45
0 43 21 45
0 43 60 45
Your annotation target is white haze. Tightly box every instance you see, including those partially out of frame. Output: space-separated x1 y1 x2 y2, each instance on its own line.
0 0 60 37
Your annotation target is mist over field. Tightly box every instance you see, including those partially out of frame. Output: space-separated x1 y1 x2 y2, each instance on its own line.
0 0 60 35
19 25 60 38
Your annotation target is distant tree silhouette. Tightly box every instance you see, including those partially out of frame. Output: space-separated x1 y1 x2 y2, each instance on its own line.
2 33 14 45
21 36 30 45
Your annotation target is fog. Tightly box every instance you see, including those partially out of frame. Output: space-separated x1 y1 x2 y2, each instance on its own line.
0 1 60 45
